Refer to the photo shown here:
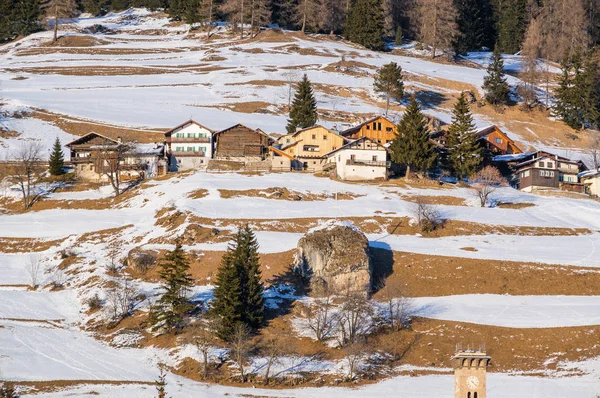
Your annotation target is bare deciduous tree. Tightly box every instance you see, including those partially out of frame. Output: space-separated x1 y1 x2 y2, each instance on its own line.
295 0 323 33
261 336 282 385
470 166 507 207
222 0 250 39
306 293 335 342
40 0 78 43
343 342 365 381
585 131 600 170
230 323 252 383
105 277 138 321
195 327 213 379
96 138 136 197
412 196 445 233
416 0 458 58
377 280 413 331
27 253 43 289
250 0 271 37
198 0 216 39
7 142 44 210
336 293 373 347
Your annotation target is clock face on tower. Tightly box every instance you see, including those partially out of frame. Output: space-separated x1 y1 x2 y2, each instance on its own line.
467 375 480 389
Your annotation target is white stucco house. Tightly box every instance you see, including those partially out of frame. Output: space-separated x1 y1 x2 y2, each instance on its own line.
164 120 214 171
580 168 600 197
325 137 389 181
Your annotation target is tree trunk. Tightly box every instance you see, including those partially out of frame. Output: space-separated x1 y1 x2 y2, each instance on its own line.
53 9 58 43
207 0 213 39
301 0 307 33
202 351 208 378
405 164 411 180
385 92 390 116
240 0 244 39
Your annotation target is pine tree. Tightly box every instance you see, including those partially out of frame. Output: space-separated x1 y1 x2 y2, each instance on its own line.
286 74 317 134
212 245 243 340
373 62 404 115
454 0 495 54
236 225 264 329
389 96 437 178
48 137 65 176
482 48 510 105
344 0 385 51
11 0 41 36
151 242 195 333
554 55 579 129
446 93 482 178
155 366 169 398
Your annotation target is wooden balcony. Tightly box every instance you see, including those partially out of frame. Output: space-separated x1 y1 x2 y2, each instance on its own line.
71 156 93 163
169 151 207 157
346 159 390 167
166 137 210 144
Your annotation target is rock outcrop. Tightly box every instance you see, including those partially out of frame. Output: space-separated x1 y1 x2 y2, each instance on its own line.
126 247 158 274
294 222 372 297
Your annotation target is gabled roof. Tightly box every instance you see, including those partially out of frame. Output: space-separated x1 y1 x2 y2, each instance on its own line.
214 123 270 138
164 120 213 137
325 137 387 157
340 115 395 137
290 124 343 139
475 125 522 153
280 139 302 151
579 168 600 179
66 132 118 147
268 146 294 159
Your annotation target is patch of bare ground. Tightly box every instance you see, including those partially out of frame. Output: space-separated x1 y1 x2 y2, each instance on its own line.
536 190 592 200
15 46 186 56
0 237 63 253
6 66 187 76
271 43 333 57
250 29 297 43
459 246 478 251
496 201 536 209
77 225 134 244
218 187 362 201
381 177 455 190
0 129 20 139
400 195 468 206
41 35 109 47
322 60 376 77
202 101 280 114
373 251 600 297
32 110 165 143
187 189 209 199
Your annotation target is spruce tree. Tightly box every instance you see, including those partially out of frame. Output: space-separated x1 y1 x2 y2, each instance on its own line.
554 56 576 127
446 93 482 178
212 244 243 340
344 0 385 51
373 62 404 115
454 0 495 54
236 225 264 330
394 26 402 45
495 0 528 54
482 48 510 105
48 137 65 176
389 96 437 178
286 74 317 134
151 242 194 333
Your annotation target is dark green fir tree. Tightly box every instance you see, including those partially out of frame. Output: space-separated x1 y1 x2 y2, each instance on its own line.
482 48 510 105
236 225 264 330
373 62 404 115
495 0 528 54
389 96 437 178
454 0 496 54
344 0 385 51
286 74 318 134
151 242 195 333
211 248 242 341
48 137 65 176
446 93 482 178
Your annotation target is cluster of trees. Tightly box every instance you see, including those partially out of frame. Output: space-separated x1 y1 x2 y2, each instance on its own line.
7 0 600 57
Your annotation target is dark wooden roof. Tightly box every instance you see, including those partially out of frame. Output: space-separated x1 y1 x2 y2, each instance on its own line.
214 123 269 138
325 137 387 156
340 115 395 137
66 132 118 147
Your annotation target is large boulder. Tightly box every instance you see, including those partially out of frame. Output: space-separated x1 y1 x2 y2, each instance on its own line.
126 247 158 274
294 222 372 297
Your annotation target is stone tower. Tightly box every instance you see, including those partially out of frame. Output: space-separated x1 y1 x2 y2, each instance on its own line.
451 347 491 398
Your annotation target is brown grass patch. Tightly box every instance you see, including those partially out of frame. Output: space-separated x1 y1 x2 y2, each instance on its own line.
401 195 468 206
78 225 134 244
187 189 209 199
15 46 186 57
42 35 109 47
0 129 20 139
459 246 478 251
0 237 63 252
7 66 187 76
203 101 277 114
218 187 362 201
373 251 600 297
496 201 536 209
33 110 165 143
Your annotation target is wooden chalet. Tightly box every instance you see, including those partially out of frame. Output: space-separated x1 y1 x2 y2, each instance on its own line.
341 116 397 144
475 125 522 156
213 124 271 160
276 125 348 171
66 132 166 181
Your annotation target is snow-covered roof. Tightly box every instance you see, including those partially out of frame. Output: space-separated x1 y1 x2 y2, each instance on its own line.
493 152 535 162
579 168 600 179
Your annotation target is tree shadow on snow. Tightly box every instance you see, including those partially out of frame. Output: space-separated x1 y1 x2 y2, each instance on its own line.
415 90 447 110
370 243 395 295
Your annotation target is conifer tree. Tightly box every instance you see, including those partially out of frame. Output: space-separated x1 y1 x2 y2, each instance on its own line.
211 248 242 341
373 62 404 115
482 48 510 105
446 93 482 178
236 225 264 330
495 0 527 54
454 0 495 54
389 96 437 178
286 74 318 134
11 0 41 37
48 137 65 176
151 242 194 333
344 0 385 51
394 26 402 45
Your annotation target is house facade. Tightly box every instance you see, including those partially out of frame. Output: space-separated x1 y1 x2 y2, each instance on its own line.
579 169 600 197
213 124 271 160
325 137 389 181
164 120 213 171
341 116 397 144
514 151 585 192
66 132 166 181
278 125 348 171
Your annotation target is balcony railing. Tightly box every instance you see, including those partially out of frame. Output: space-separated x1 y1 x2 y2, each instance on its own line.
169 151 207 157
346 159 390 167
71 156 93 163
166 137 211 143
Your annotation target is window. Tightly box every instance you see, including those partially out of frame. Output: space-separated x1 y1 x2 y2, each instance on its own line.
338 155 341 161
547 162 554 168
558 162 562 168
372 155 377 161
524 170 530 177
474 393 478 398
350 154 356 161
378 122 382 130
366 125 370 130
386 127 393 132
540 170 555 177
303 145 319 152
312 134 316 139
372 122 377 130
495 138 502 143
468 393 471 398
323 135 327 140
